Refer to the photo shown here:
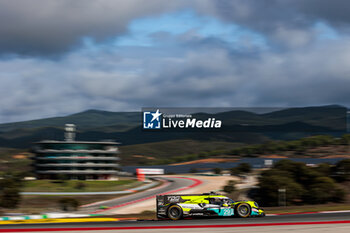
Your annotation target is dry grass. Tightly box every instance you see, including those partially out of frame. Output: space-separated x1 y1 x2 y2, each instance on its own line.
23 178 140 192
2 194 125 214
264 203 350 214
171 158 238 165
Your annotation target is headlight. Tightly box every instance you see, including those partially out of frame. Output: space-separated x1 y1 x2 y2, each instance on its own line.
254 202 259 208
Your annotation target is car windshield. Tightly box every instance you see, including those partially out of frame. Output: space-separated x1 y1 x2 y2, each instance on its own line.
221 198 234 205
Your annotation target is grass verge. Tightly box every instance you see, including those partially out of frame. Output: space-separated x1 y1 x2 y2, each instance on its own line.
1 194 126 215
264 203 350 214
23 178 140 192
1 179 162 215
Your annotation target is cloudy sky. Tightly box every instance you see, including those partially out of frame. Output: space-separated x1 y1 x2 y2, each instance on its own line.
1 0 350 123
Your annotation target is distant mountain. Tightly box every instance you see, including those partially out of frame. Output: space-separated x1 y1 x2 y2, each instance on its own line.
193 105 346 130
261 105 346 130
0 110 140 132
0 105 347 149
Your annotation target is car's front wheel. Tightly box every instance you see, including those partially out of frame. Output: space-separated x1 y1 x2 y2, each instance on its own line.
167 205 183 220
235 203 251 218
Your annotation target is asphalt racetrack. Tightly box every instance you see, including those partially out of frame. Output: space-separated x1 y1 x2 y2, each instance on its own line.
1 212 350 232
81 176 197 214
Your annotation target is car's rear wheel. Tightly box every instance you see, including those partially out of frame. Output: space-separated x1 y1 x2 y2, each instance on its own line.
235 203 251 218
167 205 183 220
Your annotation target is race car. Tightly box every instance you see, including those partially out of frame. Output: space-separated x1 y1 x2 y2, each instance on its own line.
156 192 265 220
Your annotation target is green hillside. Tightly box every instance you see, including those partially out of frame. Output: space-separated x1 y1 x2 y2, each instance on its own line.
119 140 245 165
0 105 346 150
0 110 140 132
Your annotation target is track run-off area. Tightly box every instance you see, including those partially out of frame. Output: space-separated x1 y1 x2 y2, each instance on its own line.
82 176 203 214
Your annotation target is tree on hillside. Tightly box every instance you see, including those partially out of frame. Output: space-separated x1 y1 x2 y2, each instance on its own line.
237 163 252 173
257 174 305 206
273 159 300 174
303 177 345 204
314 163 332 177
333 159 350 182
340 134 350 145
230 163 252 175
223 180 236 194
253 160 347 206
213 167 222 174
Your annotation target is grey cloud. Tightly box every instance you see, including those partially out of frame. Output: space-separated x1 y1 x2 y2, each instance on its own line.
1 33 350 123
194 0 350 49
293 0 350 27
2 0 350 55
2 1 350 122
0 0 187 55
196 0 350 30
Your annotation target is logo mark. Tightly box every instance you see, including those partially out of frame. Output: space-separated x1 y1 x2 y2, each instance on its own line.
143 109 162 129
167 196 180 202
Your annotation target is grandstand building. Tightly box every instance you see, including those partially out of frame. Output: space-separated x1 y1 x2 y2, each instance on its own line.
32 124 120 180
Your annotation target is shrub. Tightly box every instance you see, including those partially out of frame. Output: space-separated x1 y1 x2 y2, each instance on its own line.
75 182 86 190
237 163 252 173
213 167 222 174
340 134 350 145
314 163 332 177
198 152 209 158
230 163 252 176
223 180 236 194
230 167 237 176
332 186 346 203
0 173 23 209
255 159 348 206
189 168 198 173
304 177 336 204
257 175 305 206
0 188 21 209
58 198 80 211
334 159 350 182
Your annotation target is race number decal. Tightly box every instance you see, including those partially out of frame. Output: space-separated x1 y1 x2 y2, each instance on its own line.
222 208 234 216
167 196 180 202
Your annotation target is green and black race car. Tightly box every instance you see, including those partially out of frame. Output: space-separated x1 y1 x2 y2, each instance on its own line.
156 192 265 220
